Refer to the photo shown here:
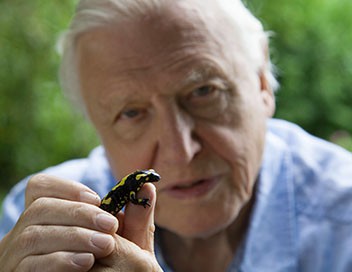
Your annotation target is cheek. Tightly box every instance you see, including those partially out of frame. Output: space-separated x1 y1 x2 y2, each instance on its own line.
199 122 259 163
226 124 265 175
198 111 266 192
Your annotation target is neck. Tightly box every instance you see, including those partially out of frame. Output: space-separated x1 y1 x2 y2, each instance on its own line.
158 198 254 272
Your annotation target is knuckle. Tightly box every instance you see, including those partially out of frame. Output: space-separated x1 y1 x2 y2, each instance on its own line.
71 203 89 218
16 257 30 272
18 225 41 251
31 197 51 211
65 226 86 242
27 173 50 190
21 197 51 223
17 256 37 272
25 173 52 205
69 203 95 225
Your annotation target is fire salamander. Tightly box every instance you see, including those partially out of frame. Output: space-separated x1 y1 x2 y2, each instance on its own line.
99 169 160 215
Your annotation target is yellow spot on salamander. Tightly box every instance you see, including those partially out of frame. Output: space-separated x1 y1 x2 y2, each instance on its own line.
135 173 147 181
101 197 112 205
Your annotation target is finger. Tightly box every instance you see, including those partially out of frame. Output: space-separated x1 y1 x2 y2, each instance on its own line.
11 225 114 260
19 197 118 234
25 173 100 208
116 211 125 236
122 183 157 253
16 252 94 272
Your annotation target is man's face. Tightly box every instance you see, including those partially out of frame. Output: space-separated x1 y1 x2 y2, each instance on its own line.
77 1 274 238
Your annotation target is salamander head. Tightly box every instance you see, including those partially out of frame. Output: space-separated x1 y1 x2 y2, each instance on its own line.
134 169 161 183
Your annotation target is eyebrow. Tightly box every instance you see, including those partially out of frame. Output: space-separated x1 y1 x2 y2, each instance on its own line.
175 63 229 91
97 82 147 124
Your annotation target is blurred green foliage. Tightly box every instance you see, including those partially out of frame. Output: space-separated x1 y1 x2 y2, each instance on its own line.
0 0 351 193
246 0 352 140
1 0 99 191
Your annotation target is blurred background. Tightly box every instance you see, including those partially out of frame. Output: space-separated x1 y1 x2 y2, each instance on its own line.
1 0 351 203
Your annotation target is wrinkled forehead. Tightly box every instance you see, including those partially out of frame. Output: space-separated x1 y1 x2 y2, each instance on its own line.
144 0 244 44
77 0 246 64
77 0 247 52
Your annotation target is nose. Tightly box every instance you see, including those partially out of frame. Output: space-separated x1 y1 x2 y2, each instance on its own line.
155 101 201 167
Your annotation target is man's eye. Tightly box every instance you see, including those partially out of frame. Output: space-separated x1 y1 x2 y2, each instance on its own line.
122 109 139 118
118 108 145 121
183 84 229 119
191 86 215 98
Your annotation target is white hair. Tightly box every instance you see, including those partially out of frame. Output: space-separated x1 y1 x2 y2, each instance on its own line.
57 0 279 112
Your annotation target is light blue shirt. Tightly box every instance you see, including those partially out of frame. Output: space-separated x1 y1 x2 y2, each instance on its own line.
1 119 352 271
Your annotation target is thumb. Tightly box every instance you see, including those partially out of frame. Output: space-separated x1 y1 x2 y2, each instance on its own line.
122 183 157 253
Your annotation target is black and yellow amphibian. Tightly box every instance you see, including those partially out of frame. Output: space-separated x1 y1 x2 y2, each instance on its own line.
99 169 160 215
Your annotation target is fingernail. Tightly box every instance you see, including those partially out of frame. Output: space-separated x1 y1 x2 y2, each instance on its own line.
91 233 113 250
96 213 118 232
72 253 94 268
80 191 100 205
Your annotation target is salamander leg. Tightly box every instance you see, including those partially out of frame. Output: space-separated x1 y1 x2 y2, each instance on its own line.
129 191 150 208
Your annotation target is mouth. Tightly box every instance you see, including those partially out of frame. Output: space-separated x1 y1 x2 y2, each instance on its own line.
161 176 221 200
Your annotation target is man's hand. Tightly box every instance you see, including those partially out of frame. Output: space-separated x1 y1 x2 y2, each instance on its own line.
0 174 118 271
0 174 162 272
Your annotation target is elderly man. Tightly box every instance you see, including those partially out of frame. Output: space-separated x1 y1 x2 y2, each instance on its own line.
1 0 352 271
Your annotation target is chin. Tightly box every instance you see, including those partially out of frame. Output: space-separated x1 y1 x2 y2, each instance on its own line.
156 205 241 239
155 180 250 239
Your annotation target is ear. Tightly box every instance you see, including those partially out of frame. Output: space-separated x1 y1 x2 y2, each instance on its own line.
259 38 276 117
259 70 276 117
